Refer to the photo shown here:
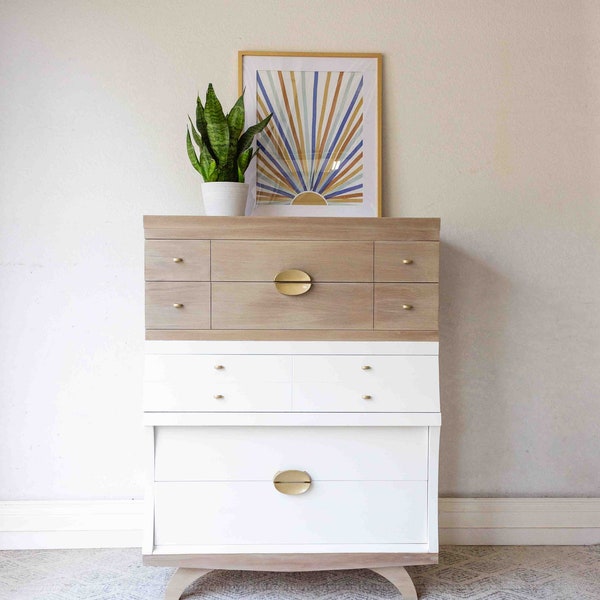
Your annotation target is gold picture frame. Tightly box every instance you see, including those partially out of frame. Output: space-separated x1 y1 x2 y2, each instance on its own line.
239 51 382 217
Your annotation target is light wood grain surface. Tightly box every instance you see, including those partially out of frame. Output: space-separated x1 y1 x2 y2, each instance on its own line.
145 283 210 330
143 216 440 241
145 240 210 281
211 240 373 281
375 284 439 331
375 242 439 282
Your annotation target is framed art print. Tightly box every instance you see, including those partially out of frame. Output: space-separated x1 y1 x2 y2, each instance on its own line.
239 52 382 217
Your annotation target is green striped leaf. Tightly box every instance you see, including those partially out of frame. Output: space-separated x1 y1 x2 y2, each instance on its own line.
204 83 229 166
186 129 203 175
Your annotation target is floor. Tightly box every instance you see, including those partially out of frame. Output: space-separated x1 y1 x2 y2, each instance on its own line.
0 546 599 599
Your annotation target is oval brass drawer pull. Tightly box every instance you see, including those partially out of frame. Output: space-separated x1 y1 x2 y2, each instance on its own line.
214 365 224 370
362 395 372 400
402 304 413 310
402 259 413 264
173 257 184 263
213 394 224 399
273 470 312 495
361 365 372 370
274 269 312 296
173 303 184 308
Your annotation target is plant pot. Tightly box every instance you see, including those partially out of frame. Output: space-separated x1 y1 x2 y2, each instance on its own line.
201 182 249 216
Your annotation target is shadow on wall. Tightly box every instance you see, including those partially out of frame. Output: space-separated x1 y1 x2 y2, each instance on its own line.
438 241 513 496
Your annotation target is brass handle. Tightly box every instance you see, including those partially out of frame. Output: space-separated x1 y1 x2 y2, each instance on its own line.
213 394 224 399
402 304 413 310
173 303 184 308
362 395 372 400
214 365 224 370
274 269 312 296
273 470 312 495
173 257 184 263
361 365 371 370
402 259 413 265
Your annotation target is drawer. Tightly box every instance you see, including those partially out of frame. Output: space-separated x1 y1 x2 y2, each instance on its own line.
144 381 291 411
145 240 210 281
375 284 439 330
211 240 373 282
375 242 439 282
293 355 440 412
154 480 428 545
144 355 291 383
145 282 210 330
154 426 428 481
212 283 373 330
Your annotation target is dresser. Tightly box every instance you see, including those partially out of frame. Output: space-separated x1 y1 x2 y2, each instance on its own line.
143 216 441 600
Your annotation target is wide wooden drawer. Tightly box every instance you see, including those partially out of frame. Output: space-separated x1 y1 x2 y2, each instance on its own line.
145 282 210 330
211 240 373 282
154 426 428 481
144 381 291 412
145 240 210 281
144 355 291 383
154 480 428 545
212 283 373 330
375 242 439 282
375 284 439 330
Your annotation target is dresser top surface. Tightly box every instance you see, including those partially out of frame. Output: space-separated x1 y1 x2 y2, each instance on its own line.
143 216 440 241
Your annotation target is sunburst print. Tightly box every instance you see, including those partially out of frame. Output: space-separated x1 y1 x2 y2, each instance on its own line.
255 70 364 205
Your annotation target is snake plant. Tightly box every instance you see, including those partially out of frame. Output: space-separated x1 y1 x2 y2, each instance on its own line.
187 84 272 183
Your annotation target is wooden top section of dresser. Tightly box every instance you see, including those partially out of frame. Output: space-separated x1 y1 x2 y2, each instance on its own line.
144 216 440 241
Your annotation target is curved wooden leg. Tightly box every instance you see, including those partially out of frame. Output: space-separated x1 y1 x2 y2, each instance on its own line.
165 568 212 600
371 566 418 599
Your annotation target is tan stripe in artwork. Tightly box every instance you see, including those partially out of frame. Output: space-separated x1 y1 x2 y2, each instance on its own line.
290 72 306 160
277 71 303 166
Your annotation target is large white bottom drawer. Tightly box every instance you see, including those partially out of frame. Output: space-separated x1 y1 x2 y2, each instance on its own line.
154 426 428 481
154 481 428 546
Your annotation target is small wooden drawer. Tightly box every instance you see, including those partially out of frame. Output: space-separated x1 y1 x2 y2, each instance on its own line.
144 355 291 384
154 480 428 545
145 282 210 330
375 284 439 331
144 381 291 412
154 426 428 481
211 283 373 330
375 242 439 282
145 240 210 281
293 355 440 412
211 240 373 282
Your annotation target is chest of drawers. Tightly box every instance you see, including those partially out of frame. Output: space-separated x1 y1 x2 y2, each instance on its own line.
143 216 440 600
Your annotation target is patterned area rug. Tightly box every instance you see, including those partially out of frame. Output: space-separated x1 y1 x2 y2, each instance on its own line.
0 545 599 599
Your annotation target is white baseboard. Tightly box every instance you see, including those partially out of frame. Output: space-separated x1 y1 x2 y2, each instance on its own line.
0 498 599 549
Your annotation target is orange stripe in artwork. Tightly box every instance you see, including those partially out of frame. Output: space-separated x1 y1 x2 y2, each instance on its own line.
278 71 303 164
290 72 306 160
317 72 344 159
327 161 363 193
316 72 332 160
328 196 362 203
257 162 294 193
326 153 364 192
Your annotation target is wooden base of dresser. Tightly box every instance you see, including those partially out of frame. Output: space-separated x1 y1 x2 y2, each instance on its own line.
160 564 421 600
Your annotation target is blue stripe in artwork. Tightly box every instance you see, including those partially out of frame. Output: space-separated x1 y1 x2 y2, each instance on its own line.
257 141 301 194
257 72 307 190
317 140 363 194
256 182 295 199
313 76 363 191
310 71 318 187
324 183 363 199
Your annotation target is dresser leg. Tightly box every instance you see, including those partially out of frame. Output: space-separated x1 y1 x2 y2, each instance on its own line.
371 566 418 599
165 568 212 600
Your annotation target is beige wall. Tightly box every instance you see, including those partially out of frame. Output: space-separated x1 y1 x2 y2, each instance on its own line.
0 0 598 499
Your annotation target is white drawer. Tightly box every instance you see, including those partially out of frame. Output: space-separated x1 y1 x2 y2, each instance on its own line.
154 480 428 546
154 426 428 481
144 382 291 412
144 355 292 383
293 355 439 412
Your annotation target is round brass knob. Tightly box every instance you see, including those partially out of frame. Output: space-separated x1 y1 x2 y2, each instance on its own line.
213 394 224 399
402 259 413 264
173 257 184 263
273 470 312 495
402 304 413 310
361 365 372 370
362 395 372 400
274 269 312 296
214 365 224 370
173 303 184 308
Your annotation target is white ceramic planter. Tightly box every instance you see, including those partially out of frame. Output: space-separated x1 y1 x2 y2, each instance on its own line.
201 182 249 216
